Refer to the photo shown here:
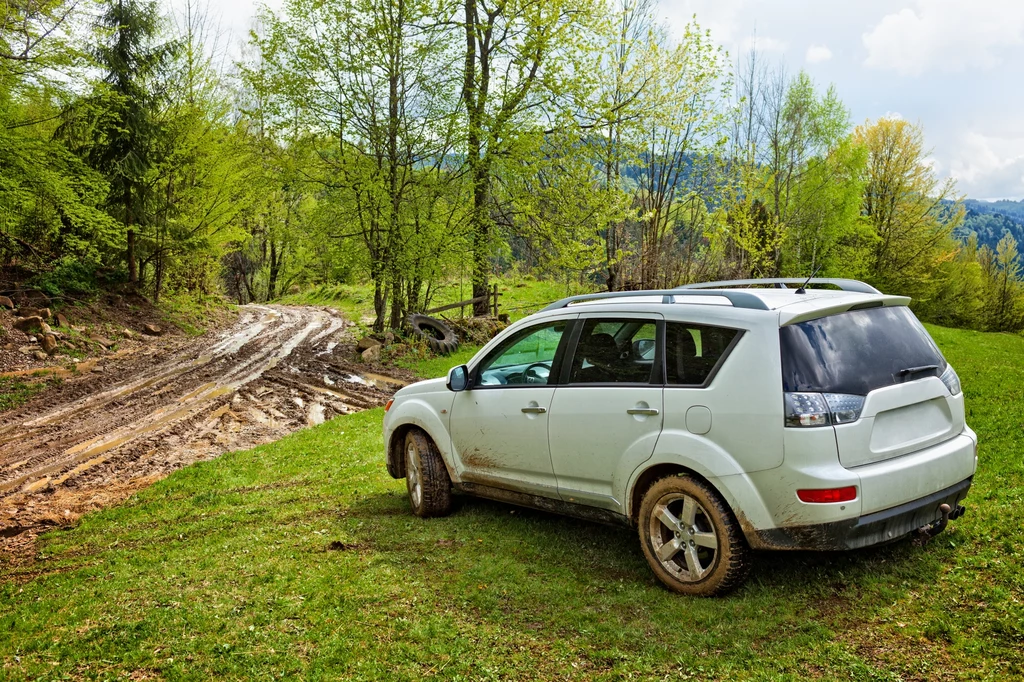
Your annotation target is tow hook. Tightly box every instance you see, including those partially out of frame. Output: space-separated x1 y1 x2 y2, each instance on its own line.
916 503 966 542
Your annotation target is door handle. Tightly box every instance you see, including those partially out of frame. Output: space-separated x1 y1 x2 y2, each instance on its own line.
627 407 659 416
521 406 547 414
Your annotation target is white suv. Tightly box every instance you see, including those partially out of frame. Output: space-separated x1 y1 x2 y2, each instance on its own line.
382 279 976 596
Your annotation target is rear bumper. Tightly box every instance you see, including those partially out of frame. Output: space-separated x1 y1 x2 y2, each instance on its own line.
751 477 972 551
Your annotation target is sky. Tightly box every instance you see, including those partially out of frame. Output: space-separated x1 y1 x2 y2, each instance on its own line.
206 0 1024 201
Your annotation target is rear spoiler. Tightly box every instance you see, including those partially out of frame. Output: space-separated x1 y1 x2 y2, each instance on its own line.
779 295 912 326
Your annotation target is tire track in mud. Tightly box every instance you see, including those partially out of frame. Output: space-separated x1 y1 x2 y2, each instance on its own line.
0 305 413 559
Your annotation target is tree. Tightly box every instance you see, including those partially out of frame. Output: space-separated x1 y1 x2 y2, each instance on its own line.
0 0 119 281
984 234 1024 331
88 0 175 285
146 0 252 301
460 0 600 314
245 0 466 330
853 117 963 298
730 64 866 278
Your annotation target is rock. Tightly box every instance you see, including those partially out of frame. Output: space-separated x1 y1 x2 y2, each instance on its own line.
33 350 48 361
122 328 135 338
360 344 381 363
40 334 57 355
142 323 163 336
383 331 396 346
88 334 114 348
39 321 52 335
356 336 382 352
18 346 35 355
55 312 69 327
13 316 44 332
17 307 50 320
0 295 13 310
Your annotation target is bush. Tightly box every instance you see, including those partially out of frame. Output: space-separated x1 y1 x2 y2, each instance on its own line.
29 258 102 297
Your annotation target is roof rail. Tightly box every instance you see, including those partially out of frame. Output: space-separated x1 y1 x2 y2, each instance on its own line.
677 278 881 295
540 289 771 312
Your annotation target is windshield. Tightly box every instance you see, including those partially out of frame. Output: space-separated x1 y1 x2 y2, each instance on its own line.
780 305 946 395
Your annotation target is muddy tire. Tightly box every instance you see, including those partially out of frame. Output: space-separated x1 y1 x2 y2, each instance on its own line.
404 429 452 517
407 313 459 355
638 475 750 597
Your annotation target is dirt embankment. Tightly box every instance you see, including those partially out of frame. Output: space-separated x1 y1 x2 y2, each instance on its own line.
0 305 414 562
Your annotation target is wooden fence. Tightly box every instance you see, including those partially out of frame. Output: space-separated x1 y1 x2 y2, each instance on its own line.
423 283 501 317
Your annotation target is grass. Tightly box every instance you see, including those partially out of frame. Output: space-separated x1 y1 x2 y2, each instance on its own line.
0 375 60 412
394 344 481 379
157 291 235 337
1 324 1022 679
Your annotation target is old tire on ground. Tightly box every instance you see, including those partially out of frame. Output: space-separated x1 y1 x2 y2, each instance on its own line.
404 429 453 517
638 475 750 596
407 313 459 355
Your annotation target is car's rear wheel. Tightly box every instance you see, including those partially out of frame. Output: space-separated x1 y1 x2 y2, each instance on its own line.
405 430 452 517
638 475 750 596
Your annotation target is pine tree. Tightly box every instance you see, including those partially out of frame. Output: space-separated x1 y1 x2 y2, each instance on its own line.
89 0 175 285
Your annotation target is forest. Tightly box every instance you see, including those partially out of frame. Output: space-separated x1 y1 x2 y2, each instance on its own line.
2 0 1023 333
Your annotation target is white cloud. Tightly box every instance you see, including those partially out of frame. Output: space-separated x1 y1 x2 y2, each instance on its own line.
863 0 1024 76
805 44 832 64
947 132 1024 199
656 0 747 49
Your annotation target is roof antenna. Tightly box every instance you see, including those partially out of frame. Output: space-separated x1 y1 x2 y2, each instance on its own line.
795 265 823 295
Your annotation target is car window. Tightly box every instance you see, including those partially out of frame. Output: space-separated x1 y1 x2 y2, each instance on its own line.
665 322 739 386
477 320 568 386
568 319 657 384
780 305 946 395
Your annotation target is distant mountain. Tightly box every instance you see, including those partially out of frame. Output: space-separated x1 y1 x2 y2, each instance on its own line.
954 198 1024 252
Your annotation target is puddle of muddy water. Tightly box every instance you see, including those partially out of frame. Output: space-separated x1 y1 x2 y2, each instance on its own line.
307 403 326 426
343 372 408 391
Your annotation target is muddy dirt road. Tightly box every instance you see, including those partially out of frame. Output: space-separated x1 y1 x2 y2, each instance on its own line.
0 305 410 559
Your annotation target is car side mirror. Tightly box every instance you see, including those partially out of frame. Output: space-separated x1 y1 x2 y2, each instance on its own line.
633 338 655 359
447 365 470 392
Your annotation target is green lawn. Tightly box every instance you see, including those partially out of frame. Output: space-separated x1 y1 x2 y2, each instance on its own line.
1 325 1022 680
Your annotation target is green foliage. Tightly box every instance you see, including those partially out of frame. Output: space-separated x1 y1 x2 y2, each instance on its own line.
0 102 119 269
28 256 101 296
243 0 470 329
1 0 1021 336
958 206 1024 253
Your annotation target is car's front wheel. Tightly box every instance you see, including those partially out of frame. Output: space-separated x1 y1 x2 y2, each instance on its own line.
638 475 750 596
404 429 452 517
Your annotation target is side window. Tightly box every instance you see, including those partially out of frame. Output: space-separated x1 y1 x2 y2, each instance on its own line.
476 320 568 386
568 318 657 384
665 322 739 386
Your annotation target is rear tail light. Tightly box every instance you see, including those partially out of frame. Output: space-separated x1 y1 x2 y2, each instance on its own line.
940 364 961 396
784 392 865 427
797 486 857 503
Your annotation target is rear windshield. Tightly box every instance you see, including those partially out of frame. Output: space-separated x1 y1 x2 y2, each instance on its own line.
780 306 946 395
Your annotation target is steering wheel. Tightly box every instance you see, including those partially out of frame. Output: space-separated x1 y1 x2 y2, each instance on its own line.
524 362 550 384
